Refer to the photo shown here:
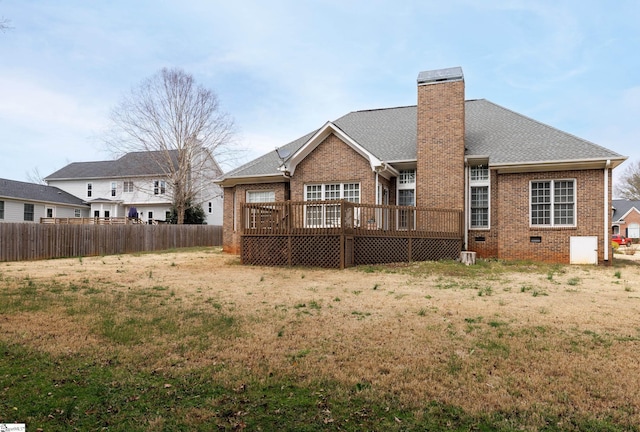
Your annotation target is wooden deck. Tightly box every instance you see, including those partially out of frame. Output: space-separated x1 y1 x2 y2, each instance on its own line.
241 201 464 268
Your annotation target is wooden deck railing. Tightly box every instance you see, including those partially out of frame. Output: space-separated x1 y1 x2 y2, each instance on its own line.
40 217 145 225
241 201 464 239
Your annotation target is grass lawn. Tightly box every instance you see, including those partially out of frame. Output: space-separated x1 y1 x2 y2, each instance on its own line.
1 248 639 431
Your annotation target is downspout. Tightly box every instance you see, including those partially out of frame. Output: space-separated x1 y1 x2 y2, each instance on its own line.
375 171 379 205
604 160 611 262
463 159 469 251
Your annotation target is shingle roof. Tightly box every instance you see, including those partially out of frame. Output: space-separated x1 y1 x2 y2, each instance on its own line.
221 99 624 180
0 178 88 206
44 150 180 180
612 199 640 221
465 100 623 164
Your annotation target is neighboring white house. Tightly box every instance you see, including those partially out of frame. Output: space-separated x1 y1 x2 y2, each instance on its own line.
0 178 91 223
45 150 223 225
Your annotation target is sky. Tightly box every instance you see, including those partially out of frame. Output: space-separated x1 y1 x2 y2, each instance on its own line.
1 0 639 188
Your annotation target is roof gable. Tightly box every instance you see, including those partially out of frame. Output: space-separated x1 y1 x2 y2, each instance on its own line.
282 122 383 176
612 199 640 222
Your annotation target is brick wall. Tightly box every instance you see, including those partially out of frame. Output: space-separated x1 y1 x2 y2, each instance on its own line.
222 182 287 254
290 134 376 202
470 169 610 264
416 79 465 211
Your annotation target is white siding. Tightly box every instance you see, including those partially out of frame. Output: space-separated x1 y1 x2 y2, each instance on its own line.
49 177 174 206
47 157 223 225
0 199 90 223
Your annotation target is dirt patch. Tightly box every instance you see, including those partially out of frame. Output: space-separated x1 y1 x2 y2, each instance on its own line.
2 248 640 424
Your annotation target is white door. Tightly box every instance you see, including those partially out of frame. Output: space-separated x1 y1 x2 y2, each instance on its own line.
570 236 598 264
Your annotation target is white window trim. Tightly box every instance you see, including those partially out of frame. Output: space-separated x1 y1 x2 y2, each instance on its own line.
246 190 275 203
246 190 276 229
154 180 166 195
529 178 577 228
469 166 490 230
24 203 35 221
398 169 416 186
304 183 360 228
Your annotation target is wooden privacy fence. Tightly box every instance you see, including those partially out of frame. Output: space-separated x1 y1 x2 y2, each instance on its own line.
0 223 223 262
241 200 464 268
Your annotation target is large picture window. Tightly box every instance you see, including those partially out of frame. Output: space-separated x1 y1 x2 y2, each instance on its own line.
305 183 360 227
530 179 575 226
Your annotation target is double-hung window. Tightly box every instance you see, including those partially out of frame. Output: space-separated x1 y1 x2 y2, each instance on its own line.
87 183 92 198
111 182 117 197
154 180 166 195
24 203 34 221
470 166 490 229
0 200 4 219
246 190 275 229
305 183 360 227
530 179 575 226
123 181 134 193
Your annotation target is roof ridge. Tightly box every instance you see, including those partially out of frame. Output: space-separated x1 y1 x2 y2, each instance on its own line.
349 105 416 114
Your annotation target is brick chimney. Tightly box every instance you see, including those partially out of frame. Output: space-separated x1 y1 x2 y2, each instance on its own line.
416 67 465 211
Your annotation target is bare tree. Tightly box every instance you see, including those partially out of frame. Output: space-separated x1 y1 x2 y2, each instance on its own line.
616 160 640 200
105 67 235 224
1 16 12 32
25 167 46 185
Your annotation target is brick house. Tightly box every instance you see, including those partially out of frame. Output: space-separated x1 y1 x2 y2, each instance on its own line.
218 67 626 265
612 200 640 240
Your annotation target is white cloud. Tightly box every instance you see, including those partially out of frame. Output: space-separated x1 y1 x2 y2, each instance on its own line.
0 72 106 131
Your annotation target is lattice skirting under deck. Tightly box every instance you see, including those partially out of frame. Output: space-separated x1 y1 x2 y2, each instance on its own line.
242 235 462 268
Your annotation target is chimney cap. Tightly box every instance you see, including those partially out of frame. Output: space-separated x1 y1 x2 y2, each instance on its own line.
417 67 463 85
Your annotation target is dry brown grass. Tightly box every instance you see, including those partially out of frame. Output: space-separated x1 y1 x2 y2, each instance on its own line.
2 248 640 427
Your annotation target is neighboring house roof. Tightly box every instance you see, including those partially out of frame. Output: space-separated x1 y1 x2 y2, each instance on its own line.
0 178 89 207
44 150 181 180
612 199 640 223
220 99 625 183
